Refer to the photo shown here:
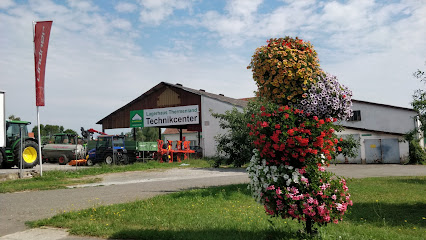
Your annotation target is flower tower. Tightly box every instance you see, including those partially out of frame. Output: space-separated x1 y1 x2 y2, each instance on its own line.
247 37 353 234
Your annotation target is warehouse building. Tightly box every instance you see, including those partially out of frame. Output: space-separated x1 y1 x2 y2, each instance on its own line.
336 100 423 164
96 82 247 157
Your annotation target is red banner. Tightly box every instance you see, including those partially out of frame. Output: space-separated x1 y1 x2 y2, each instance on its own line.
34 21 53 106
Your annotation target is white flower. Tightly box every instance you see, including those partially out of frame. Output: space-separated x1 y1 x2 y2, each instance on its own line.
286 179 292 186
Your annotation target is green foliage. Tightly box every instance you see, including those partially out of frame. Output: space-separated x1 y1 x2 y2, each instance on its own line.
408 140 426 164
211 100 261 167
412 67 426 134
32 124 78 141
63 129 78 135
126 127 158 141
7 115 21 121
336 134 361 159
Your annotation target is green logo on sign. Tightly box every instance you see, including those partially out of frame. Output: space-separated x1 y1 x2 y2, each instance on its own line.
130 110 144 128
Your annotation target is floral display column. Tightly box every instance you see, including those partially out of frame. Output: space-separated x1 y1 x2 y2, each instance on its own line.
247 37 353 234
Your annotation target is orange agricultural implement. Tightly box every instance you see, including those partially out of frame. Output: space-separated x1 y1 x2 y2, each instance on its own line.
156 139 195 163
68 159 87 166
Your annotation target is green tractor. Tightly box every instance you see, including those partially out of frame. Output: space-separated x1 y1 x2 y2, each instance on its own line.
0 120 39 168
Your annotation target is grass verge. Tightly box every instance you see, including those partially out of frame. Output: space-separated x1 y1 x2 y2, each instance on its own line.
28 176 426 240
0 159 211 193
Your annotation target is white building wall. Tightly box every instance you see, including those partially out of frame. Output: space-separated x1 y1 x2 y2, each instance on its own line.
201 96 243 157
341 101 418 134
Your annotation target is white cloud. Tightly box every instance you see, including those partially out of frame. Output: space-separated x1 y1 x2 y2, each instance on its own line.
225 0 263 18
115 2 137 13
111 18 132 31
66 0 98 12
137 0 194 25
0 0 15 9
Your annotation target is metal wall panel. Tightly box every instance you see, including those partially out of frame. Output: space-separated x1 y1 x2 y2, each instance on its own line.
381 138 400 163
365 139 382 163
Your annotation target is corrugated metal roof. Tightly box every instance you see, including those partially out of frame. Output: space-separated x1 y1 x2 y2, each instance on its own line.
164 82 248 108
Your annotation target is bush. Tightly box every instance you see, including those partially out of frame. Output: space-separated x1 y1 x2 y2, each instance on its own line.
212 100 261 167
408 140 426 164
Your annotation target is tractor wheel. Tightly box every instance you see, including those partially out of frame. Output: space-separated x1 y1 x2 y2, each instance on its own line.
121 154 129 165
104 154 113 165
86 158 94 166
14 140 39 169
0 153 14 168
58 155 69 165
2 161 14 168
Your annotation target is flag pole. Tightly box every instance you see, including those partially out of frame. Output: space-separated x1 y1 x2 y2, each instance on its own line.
33 21 43 176
37 106 42 176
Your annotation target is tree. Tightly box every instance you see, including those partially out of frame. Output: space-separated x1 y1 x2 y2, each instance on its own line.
127 127 158 142
8 115 20 121
212 100 260 167
63 129 78 135
406 65 426 164
336 134 361 163
32 124 78 141
412 67 426 134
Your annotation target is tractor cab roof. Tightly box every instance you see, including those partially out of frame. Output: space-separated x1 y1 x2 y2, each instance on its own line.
6 119 31 125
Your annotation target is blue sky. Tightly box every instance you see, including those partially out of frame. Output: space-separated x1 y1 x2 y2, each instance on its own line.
0 0 425 134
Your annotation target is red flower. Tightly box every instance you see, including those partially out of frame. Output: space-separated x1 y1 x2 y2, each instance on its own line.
275 124 281 129
261 121 269 127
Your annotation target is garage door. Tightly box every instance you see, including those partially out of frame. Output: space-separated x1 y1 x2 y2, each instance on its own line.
364 139 400 164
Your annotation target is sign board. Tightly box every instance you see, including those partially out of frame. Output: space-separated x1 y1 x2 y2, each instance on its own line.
130 110 144 128
130 105 199 128
145 105 199 127
0 91 4 147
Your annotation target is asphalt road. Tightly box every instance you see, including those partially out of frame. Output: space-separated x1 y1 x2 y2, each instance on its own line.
0 164 425 239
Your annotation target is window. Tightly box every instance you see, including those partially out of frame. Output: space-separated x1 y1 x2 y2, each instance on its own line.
349 110 361 121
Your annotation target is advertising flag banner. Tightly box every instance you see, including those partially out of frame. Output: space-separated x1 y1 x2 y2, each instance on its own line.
34 21 53 106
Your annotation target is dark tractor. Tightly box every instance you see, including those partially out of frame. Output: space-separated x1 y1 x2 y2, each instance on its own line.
86 135 129 166
0 120 39 168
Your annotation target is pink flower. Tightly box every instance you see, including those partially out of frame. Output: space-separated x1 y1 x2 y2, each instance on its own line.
267 185 275 190
324 215 331 222
332 194 337 200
